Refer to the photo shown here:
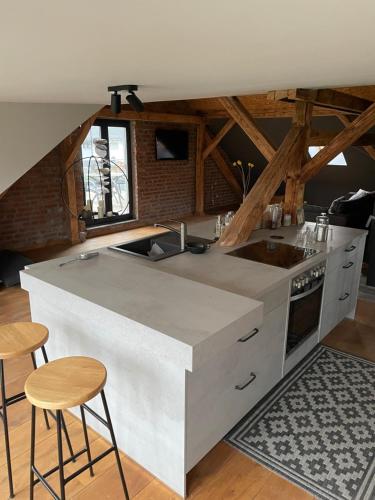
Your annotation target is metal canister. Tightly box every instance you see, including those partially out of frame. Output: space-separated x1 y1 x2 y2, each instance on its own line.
315 212 330 242
316 224 329 242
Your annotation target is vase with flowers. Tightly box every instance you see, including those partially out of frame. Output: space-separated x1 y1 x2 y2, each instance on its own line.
233 160 255 202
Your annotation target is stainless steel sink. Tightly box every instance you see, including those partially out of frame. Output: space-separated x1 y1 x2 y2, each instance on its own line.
108 232 184 261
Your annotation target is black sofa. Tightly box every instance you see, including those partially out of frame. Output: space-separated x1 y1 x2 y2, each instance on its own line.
304 191 375 286
304 191 375 228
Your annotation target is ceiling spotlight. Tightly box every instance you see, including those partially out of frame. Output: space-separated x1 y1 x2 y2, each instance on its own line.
111 91 121 114
107 84 144 113
126 91 144 112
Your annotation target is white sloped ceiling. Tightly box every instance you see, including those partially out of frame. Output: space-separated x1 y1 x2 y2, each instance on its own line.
0 103 100 194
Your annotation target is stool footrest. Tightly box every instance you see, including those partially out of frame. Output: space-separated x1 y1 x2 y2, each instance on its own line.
65 446 115 484
32 446 115 492
32 466 60 500
0 392 26 413
82 403 109 428
33 448 87 484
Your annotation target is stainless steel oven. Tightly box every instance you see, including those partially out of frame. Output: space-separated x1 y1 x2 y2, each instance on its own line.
286 263 326 356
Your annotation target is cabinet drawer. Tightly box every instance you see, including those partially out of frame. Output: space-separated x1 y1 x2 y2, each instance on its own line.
320 288 355 341
186 301 287 470
326 236 361 274
337 289 354 323
323 261 356 304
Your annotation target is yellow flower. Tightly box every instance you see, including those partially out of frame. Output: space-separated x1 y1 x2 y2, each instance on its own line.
237 160 242 166
248 162 255 168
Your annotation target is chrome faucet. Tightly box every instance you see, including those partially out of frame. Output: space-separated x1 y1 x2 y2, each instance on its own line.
154 220 187 251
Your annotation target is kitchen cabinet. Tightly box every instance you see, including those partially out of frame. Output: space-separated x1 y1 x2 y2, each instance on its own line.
21 221 367 498
320 234 366 340
186 297 288 470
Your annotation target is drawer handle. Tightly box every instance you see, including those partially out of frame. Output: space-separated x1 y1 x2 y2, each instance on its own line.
345 245 356 252
235 372 256 390
342 261 354 269
339 292 350 301
238 328 259 343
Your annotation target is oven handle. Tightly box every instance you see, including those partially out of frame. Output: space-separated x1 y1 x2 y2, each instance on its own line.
290 278 324 302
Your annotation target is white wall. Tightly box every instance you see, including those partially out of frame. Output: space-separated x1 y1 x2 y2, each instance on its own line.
0 102 101 194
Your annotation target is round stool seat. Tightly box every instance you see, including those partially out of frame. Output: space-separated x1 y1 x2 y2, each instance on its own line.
0 322 49 360
25 356 107 410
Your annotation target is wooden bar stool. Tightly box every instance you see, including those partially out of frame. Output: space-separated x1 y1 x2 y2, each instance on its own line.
25 356 129 500
0 322 75 499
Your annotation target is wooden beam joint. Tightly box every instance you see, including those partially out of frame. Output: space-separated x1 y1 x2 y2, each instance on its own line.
218 125 305 246
219 96 276 161
202 119 235 160
268 88 374 114
301 102 375 182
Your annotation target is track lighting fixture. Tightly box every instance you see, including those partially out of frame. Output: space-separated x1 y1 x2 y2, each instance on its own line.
125 91 144 113
110 91 121 114
107 84 144 113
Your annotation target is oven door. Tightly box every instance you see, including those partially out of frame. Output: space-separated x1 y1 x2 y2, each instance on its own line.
287 279 324 355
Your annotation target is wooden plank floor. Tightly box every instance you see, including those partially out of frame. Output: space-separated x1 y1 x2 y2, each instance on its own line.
0 284 373 499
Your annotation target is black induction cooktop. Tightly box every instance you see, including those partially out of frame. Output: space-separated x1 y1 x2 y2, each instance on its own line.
226 240 319 269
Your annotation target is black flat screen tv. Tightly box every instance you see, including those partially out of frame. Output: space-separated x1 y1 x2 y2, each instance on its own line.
155 129 189 160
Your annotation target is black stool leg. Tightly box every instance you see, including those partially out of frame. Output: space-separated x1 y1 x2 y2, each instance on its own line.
60 411 76 462
1 360 15 498
39 346 75 462
100 390 129 500
30 405 36 500
56 410 66 500
80 405 94 477
41 345 48 365
30 352 50 431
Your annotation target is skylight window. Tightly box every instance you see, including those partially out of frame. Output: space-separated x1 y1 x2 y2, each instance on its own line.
308 146 347 166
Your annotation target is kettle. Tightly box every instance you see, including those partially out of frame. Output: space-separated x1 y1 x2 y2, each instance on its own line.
315 213 330 242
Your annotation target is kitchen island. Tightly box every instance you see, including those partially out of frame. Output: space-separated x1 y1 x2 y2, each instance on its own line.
20 220 367 497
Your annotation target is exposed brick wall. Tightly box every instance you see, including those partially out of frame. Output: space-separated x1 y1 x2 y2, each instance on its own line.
0 120 238 250
134 121 197 222
0 146 70 251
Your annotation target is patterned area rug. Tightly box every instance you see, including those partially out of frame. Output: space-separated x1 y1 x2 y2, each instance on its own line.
226 346 375 500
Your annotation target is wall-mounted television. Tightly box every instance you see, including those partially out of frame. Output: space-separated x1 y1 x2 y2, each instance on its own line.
155 129 189 160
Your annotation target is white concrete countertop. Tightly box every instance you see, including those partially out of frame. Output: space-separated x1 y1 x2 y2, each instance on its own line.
102 219 367 300
21 251 263 370
21 219 366 369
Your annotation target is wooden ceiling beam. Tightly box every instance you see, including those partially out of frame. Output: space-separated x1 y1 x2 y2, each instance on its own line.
0 188 9 201
99 106 203 124
205 130 242 198
63 111 102 166
202 119 235 160
284 102 313 223
218 96 276 161
219 125 305 246
300 103 375 182
61 110 103 244
337 114 375 161
309 129 375 147
268 88 373 114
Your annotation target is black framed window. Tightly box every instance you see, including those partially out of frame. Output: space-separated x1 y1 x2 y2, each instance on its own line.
80 119 133 226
